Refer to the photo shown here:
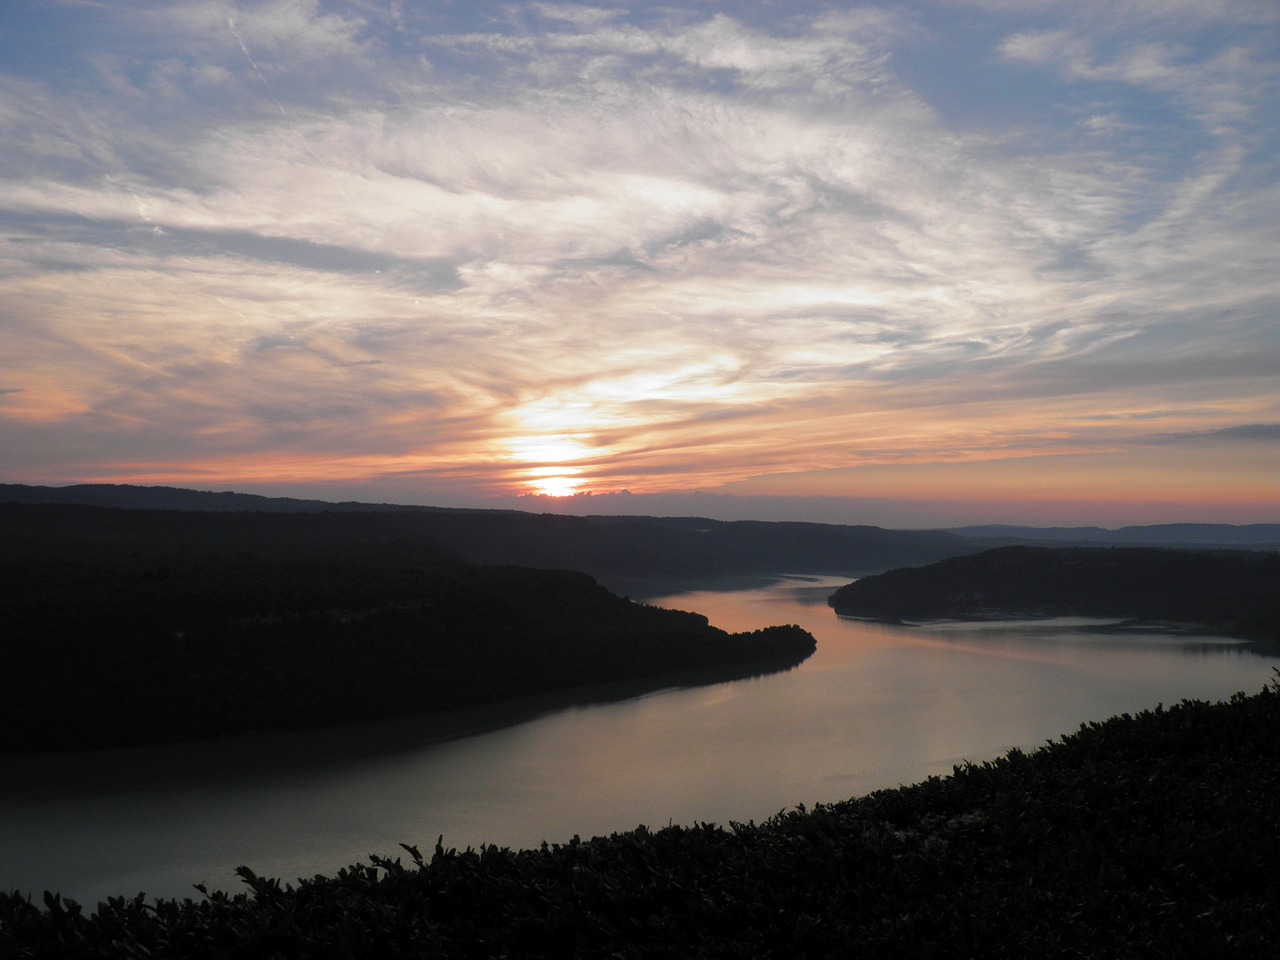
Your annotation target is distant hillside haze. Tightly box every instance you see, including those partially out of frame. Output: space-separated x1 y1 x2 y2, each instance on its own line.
828 546 1280 643
945 522 1280 550
6 485 1276 547
7 484 1278 581
0 483 451 514
0 484 974 581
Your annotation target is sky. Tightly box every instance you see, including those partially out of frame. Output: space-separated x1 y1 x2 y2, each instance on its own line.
1 0 1277 528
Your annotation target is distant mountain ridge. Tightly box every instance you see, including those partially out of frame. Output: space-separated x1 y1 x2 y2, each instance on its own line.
5 483 1276 582
945 522 1280 549
0 486 974 586
0 482 452 514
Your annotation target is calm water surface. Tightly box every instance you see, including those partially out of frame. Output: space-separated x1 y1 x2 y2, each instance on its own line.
3 575 1276 905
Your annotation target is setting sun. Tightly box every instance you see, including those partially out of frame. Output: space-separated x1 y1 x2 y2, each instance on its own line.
529 475 583 497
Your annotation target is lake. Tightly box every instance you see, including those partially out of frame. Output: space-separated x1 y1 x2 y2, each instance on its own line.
3 574 1276 906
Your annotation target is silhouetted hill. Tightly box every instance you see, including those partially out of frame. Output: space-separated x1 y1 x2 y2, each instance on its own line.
829 546 1280 642
0 484 974 581
944 522 1280 550
0 482 362 513
0 503 815 754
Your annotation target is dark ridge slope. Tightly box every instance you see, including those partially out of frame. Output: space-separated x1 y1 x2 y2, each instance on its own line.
0 482 356 513
0 504 814 755
944 522 1280 551
0 484 974 578
828 546 1280 641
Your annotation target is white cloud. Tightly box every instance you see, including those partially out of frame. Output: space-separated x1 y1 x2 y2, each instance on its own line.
948 0 1280 27
162 0 370 63
1000 25 1275 130
532 3 624 29
999 29 1092 69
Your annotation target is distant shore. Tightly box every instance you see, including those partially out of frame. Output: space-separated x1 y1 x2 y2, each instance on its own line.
829 545 1280 645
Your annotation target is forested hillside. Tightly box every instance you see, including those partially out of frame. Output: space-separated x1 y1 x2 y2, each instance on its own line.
0 504 814 755
1 484 973 582
829 546 1280 642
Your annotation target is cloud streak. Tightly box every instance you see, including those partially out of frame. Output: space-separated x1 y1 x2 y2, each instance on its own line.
0 1 1276 523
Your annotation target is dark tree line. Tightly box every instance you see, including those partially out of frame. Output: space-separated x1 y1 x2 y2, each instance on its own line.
829 545 1280 642
1 504 814 755
1 484 976 581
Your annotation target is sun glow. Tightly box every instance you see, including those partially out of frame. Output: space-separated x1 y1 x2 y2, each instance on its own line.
529 474 584 497
504 433 595 496
502 395 613 496
522 465 586 497
505 434 595 464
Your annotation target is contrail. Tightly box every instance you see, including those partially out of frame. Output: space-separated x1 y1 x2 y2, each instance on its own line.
227 16 351 200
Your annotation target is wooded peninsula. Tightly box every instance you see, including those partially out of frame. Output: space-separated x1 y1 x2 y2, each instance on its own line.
829 545 1280 643
1 503 814 756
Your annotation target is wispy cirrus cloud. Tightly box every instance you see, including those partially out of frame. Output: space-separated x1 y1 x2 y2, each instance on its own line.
0 1 1275 522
